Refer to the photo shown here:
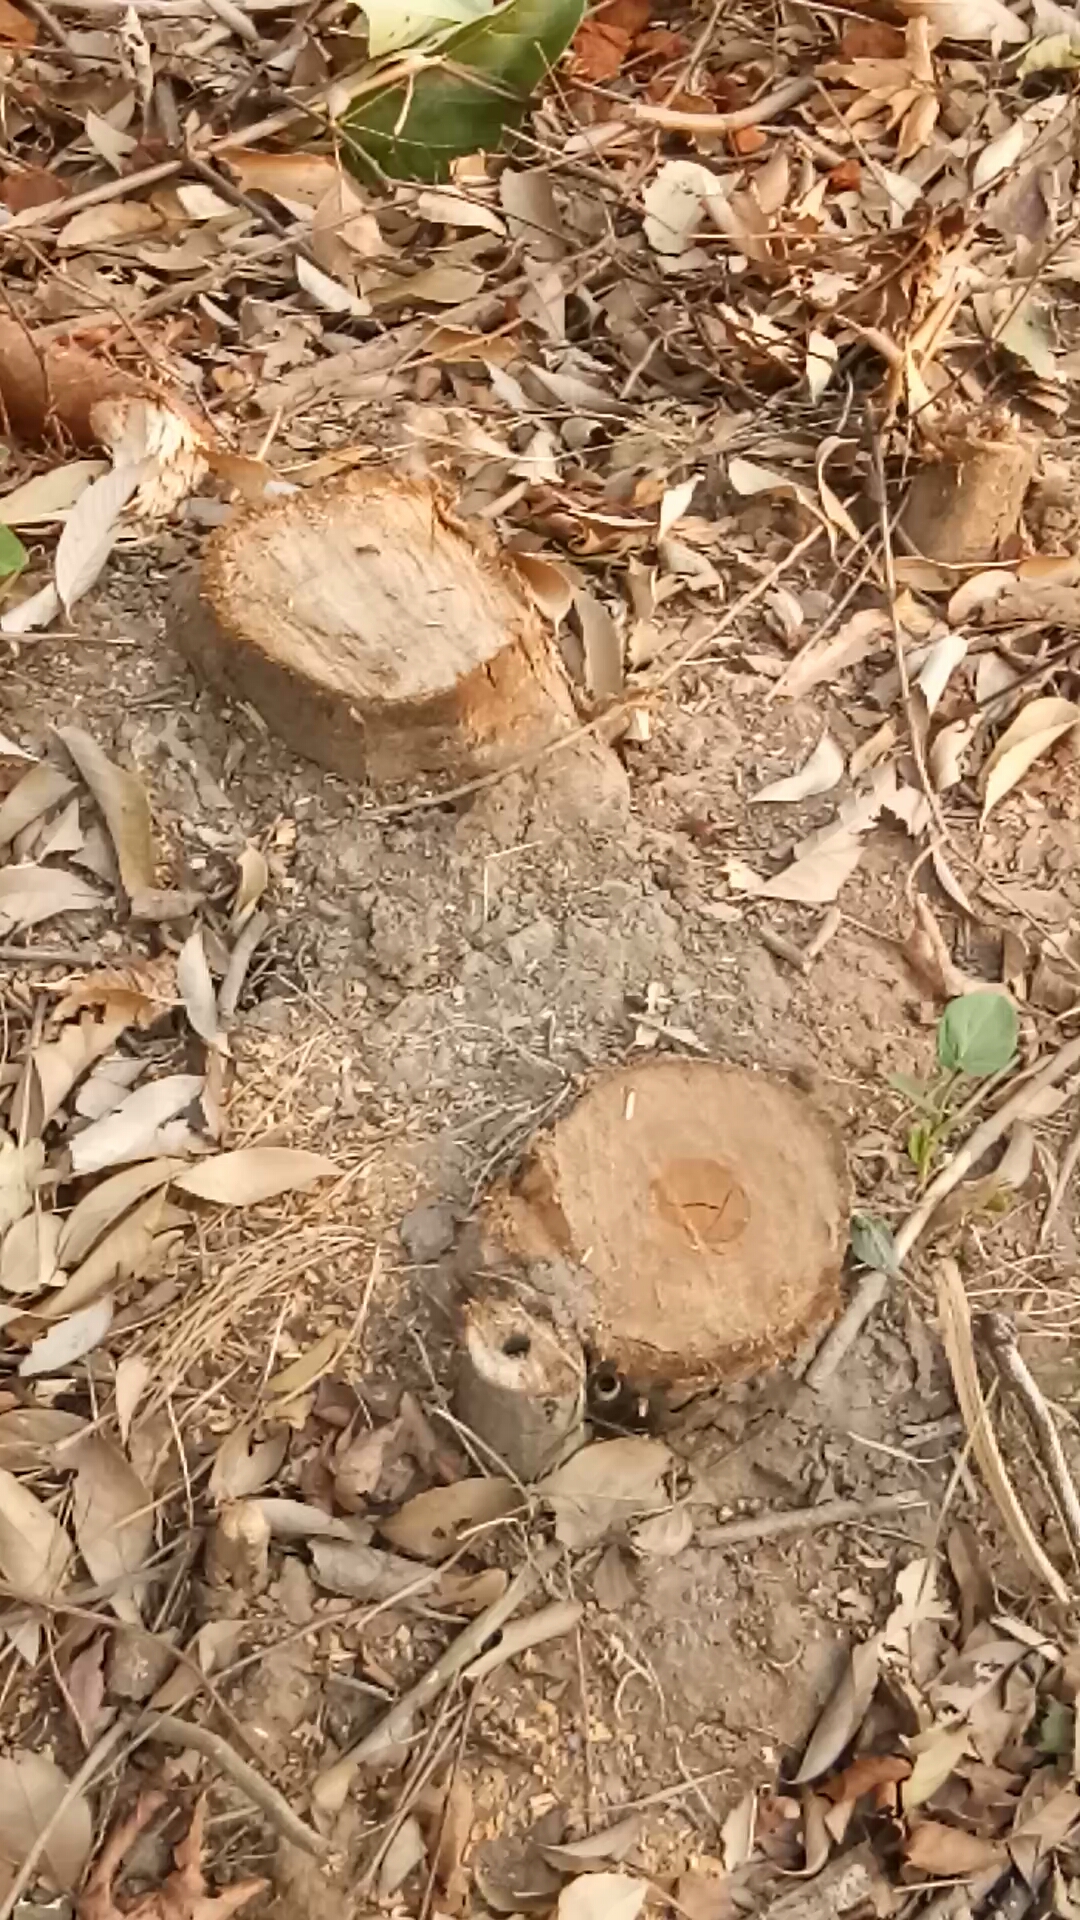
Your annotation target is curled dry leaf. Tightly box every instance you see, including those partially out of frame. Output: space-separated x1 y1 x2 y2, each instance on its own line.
513 552 574 626
915 633 968 716
54 462 145 613
232 845 269 933
46 1188 170 1320
0 460 106 527
794 1637 880 1783
753 733 844 804
15 1003 134 1136
0 1752 92 1893
973 118 1025 189
0 1407 85 1472
539 1816 642 1874
542 1437 673 1551
210 1422 289 1501
979 697 1080 822
177 927 224 1050
632 1506 694 1556
775 610 891 699
70 1074 205 1175
267 1331 345 1400
381 1476 523 1560
173 1146 337 1205
575 590 624 699
115 1354 151 1446
730 830 865 905
58 1157 183 1267
642 159 722 255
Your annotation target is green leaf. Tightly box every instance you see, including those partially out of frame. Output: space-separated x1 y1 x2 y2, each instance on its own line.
1019 30 1080 75
850 1213 900 1276
1037 1699 1073 1757
937 993 1018 1078
908 1120 936 1180
339 0 585 183
363 0 495 56
888 1071 936 1111
0 526 28 581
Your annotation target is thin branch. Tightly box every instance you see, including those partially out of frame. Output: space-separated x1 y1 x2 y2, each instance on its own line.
628 74 815 133
145 1713 328 1857
696 1490 925 1549
980 1312 1080 1567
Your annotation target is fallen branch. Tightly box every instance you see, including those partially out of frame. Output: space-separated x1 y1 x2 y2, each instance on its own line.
314 1547 555 1812
938 1261 1069 1604
980 1311 1080 1567
695 1489 925 1549
462 1599 581 1681
628 74 814 134
145 1712 329 1857
803 1272 888 1391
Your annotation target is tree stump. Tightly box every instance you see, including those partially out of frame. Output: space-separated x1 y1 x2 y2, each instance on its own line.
479 1059 849 1389
901 422 1035 565
455 1293 585 1482
174 472 581 784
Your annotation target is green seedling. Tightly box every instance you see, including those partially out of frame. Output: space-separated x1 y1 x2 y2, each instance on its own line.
890 991 1018 1184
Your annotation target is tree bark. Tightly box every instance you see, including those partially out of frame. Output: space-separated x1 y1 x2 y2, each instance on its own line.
455 1292 585 1483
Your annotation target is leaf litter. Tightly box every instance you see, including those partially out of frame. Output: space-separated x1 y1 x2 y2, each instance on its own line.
6 0 1080 1913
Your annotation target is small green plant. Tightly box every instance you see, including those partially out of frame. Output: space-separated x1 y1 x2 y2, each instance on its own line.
0 526 27 600
890 991 1018 1183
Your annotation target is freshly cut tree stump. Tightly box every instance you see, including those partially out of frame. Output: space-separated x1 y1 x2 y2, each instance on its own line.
455 1293 585 1482
482 1060 849 1387
175 473 580 784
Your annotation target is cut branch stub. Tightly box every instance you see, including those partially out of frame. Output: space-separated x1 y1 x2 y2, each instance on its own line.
455 1292 585 1483
174 472 579 785
481 1059 849 1387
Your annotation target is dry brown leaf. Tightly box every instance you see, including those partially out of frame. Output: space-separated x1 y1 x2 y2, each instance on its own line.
542 1438 672 1551
54 465 144 614
632 1506 694 1556
381 1477 523 1561
57 202 162 248
71 1436 153 1621
0 1408 85 1472
210 1423 289 1501
47 1187 170 1319
0 1466 72 1600
730 831 865 904
115 1354 151 1446
14 1005 134 1136
794 1638 880 1783
232 846 269 933
177 927 224 1050
903 1727 971 1809
267 1330 344 1399
905 1822 1005 1876
0 1 37 45
513 552 574 625
0 862 103 932
54 952 177 1028
775 610 892 699
979 697 1080 822
0 1135 42 1237
575 590 624 698
642 159 721 255
149 1617 244 1711
0 762 74 847
0 1753 92 1892
500 168 566 260
217 147 340 203
174 1146 337 1205
539 1816 642 1875
58 1158 182 1267
432 1769 475 1892
1 464 107 528
0 1208 60 1294
56 725 154 895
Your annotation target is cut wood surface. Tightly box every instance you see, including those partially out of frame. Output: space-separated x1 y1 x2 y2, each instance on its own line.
455 1292 585 1482
483 1059 848 1386
901 435 1034 565
174 472 580 784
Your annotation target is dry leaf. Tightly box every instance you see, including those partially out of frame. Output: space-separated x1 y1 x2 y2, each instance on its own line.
720 1792 756 1871
57 202 162 247
539 1817 642 1874
53 464 144 613
0 1753 92 1892
173 1146 337 1204
775 610 891 699
513 553 574 625
150 1617 244 1712
0 763 75 847
381 1477 522 1560
731 831 865 904
753 734 844 804
58 1157 183 1267
500 169 566 260
0 1408 85 1471
899 0 1027 37
0 1136 44 1236
643 159 722 254
979 697 1080 821
0 863 102 932
210 1423 289 1501
177 927 224 1050
56 725 155 896
0 1466 72 1600
15 1004 134 1137
973 118 1026 188
0 1208 60 1294
632 1507 694 1556
267 1331 344 1399
1 582 61 635
296 254 369 318
916 633 968 716
542 1438 673 1551
47 1190 170 1320
903 1727 971 1809
71 1436 153 1620
794 1638 880 1783
905 1822 1005 1876
575 590 624 698
378 1817 426 1900
69 1074 204 1175
115 1354 151 1445
556 1872 645 1920
232 846 269 933
20 1296 115 1375
658 476 699 541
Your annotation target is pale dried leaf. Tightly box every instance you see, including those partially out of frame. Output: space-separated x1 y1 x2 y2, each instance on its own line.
71 1436 153 1620
980 697 1080 819
177 927 223 1048
0 461 106 526
805 331 837 401
115 1354 151 1445
0 1753 92 1892
232 845 269 932
973 118 1026 189
905 1822 1004 1876
643 160 722 255
775 610 891 699
296 253 369 318
721 1792 756 1872
0 863 102 932
0 1136 44 1235
903 1727 971 1809
732 831 865 904
381 1477 522 1560
916 633 968 716
632 1507 694 1556
899 0 1028 38
267 1330 344 1399
499 168 566 260
56 724 154 896
542 1438 673 1551
48 1189 172 1320
57 201 162 247
575 590 623 698
0 1208 60 1294
76 1054 145 1121
38 797 84 861
0 582 61 635
753 734 844 804
0 1408 85 1472
173 1146 337 1204
378 1816 426 1900
54 464 144 613
20 1296 115 1376
658 476 699 542
17 1004 133 1135
69 1074 204 1175
0 764 75 848
556 1872 645 1920
539 1817 642 1873
513 553 573 625
0 1466 72 1598
210 1423 289 1501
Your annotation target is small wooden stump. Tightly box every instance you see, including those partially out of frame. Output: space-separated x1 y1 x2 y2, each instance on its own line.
480 1059 849 1389
174 472 580 784
455 1293 585 1482
901 422 1035 565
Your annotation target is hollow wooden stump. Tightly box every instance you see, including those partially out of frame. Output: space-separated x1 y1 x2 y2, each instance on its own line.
481 1059 849 1388
455 1293 585 1482
174 473 579 784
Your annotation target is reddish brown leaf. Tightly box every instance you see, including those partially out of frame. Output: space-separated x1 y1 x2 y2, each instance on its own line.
596 0 651 30
572 18 632 79
0 1 36 44
2 168 62 211
905 1823 1005 1878
824 1754 911 1805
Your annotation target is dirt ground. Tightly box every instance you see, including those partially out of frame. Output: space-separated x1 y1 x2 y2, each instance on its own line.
10 501 1075 1909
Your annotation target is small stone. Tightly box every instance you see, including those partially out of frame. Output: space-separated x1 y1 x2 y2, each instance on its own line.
399 1201 457 1263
